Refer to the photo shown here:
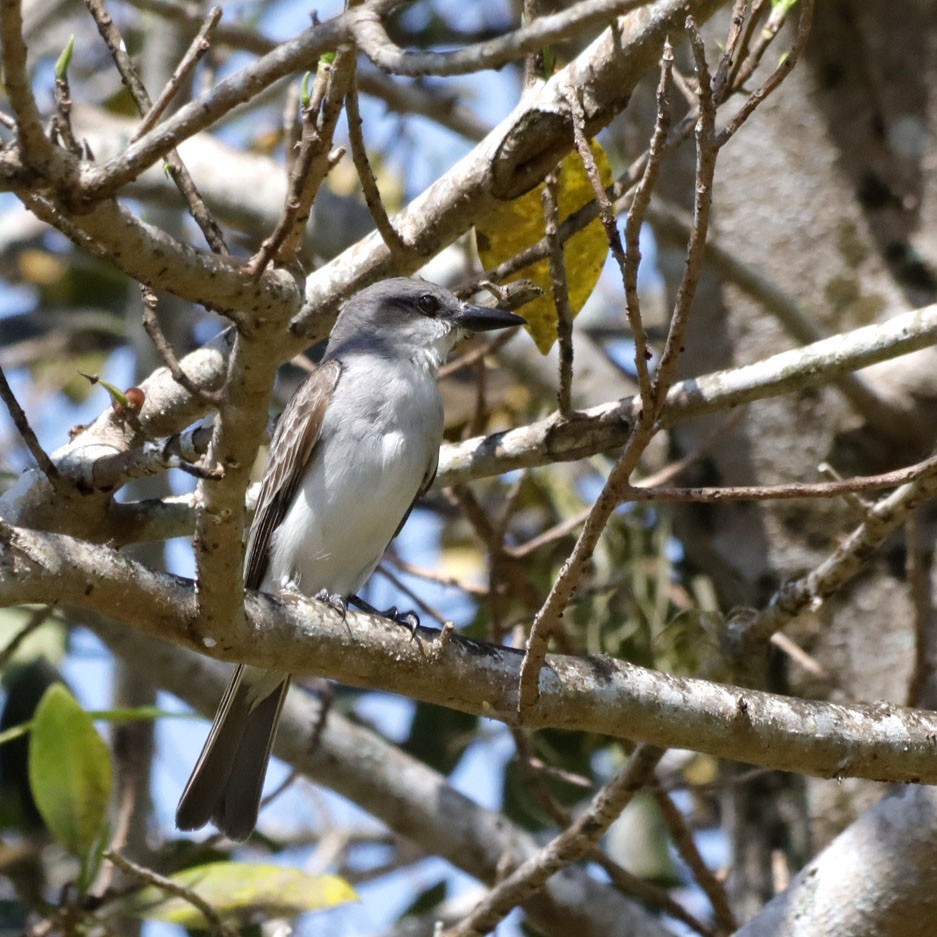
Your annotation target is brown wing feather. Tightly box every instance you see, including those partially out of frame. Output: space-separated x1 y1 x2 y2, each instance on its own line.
244 359 343 590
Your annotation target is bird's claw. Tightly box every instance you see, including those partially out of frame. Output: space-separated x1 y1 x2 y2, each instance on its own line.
383 605 421 638
315 589 348 620
349 595 420 637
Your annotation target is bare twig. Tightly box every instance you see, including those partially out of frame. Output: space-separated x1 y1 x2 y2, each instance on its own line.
261 682 334 810
247 48 354 277
444 744 665 937
906 511 937 708
375 564 450 627
710 0 751 104
623 453 937 504
651 16 716 413
449 485 543 614
541 172 575 415
653 788 737 933
140 287 223 405
648 201 928 448
82 0 229 254
133 6 223 140
575 75 664 413
352 0 650 77
438 331 514 379
741 459 937 650
0 364 67 490
516 36 682 717
104 850 237 937
727 0 790 94
384 555 490 598
0 605 55 670
0 0 58 167
591 849 717 937
716 0 815 147
345 65 407 255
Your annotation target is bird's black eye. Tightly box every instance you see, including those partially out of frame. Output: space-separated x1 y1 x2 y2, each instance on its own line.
416 293 440 316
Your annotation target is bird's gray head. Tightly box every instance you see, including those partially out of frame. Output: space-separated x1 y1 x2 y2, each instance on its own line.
325 278 525 368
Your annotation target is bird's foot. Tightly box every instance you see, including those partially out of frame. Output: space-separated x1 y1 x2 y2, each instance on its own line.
315 589 348 620
349 595 420 638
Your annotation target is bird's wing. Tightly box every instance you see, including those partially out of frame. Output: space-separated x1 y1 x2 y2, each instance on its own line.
244 359 343 590
392 448 439 540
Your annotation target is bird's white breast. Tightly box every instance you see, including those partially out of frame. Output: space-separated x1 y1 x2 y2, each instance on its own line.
263 353 444 598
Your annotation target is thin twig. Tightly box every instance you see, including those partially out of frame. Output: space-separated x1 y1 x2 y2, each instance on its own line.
622 453 937 503
728 0 791 94
741 457 937 650
906 511 937 708
507 413 744 560
384 555 490 598
352 0 649 77
247 48 354 277
449 485 544 614
375 565 449 627
133 6 223 140
262 683 334 809
0 364 67 489
0 606 54 670
0 0 57 165
650 16 716 414
82 0 229 254
542 172 575 416
569 79 661 411
438 331 514 379
344 65 407 255
444 744 665 937
51 41 82 157
647 201 927 448
716 0 815 148
591 849 717 937
653 788 737 933
104 850 237 937
140 287 222 405
710 0 751 104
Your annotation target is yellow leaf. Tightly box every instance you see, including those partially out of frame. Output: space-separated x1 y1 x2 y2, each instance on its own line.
120 863 357 926
476 140 612 354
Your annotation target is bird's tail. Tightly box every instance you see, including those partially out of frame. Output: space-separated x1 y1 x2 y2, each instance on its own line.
175 666 290 841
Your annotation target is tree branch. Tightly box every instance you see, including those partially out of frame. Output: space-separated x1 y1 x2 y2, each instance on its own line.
352 0 650 77
5 522 937 786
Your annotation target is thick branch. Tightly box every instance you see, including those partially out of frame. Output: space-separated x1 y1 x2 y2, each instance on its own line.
439 303 937 485
6 523 937 786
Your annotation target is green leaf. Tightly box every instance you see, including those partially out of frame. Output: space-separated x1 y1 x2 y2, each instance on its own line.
28 685 112 869
300 71 313 108
55 35 75 80
121 863 357 926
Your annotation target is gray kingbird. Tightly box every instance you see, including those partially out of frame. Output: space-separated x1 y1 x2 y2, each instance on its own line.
176 277 525 840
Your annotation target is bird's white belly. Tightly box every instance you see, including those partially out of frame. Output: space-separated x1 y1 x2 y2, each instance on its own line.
262 370 440 598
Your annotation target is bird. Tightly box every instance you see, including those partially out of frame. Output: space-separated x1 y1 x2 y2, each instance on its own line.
176 277 525 840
